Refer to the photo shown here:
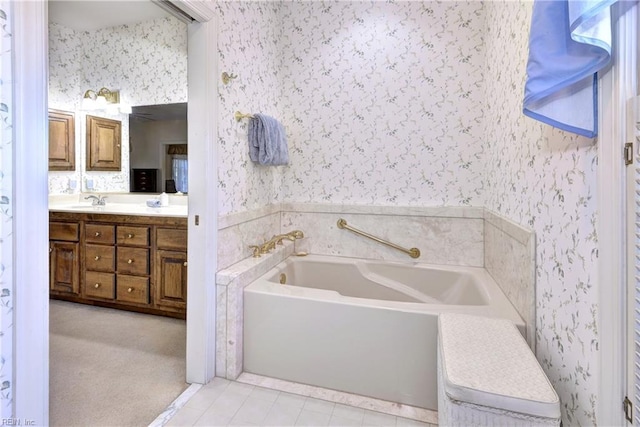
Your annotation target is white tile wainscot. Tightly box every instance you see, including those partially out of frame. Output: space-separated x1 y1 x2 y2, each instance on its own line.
218 205 282 270
281 203 485 266
484 209 536 350
215 242 294 379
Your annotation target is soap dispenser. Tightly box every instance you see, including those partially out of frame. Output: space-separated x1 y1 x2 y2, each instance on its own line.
160 192 169 207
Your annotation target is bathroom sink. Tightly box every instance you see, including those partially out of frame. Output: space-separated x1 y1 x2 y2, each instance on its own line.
54 204 116 212
50 202 188 217
66 204 97 209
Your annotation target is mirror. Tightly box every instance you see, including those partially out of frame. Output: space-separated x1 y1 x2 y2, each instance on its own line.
47 0 188 194
129 103 188 193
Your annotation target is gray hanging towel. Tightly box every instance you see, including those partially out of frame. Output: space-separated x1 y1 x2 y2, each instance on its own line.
248 113 289 166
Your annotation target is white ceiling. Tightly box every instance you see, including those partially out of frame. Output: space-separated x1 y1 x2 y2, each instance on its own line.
131 103 187 121
49 0 172 31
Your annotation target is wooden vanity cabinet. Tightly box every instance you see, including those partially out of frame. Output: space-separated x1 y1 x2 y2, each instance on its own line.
49 212 187 318
155 228 188 313
49 221 80 295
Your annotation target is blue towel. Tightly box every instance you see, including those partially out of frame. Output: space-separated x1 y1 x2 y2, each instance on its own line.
523 0 619 137
248 114 289 166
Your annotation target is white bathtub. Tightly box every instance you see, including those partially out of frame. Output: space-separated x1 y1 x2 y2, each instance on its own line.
243 254 525 410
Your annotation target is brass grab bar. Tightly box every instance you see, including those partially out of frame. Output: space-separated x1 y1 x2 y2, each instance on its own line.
336 218 420 259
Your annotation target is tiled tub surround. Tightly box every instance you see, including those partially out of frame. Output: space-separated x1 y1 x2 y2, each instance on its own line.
484 209 536 351
215 204 536 399
216 241 295 380
217 205 282 271
281 204 484 267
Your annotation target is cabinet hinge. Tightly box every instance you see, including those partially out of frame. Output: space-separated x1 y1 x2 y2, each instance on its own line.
625 143 634 165
624 396 633 423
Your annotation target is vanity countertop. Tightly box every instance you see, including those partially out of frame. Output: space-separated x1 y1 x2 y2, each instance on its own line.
49 193 188 218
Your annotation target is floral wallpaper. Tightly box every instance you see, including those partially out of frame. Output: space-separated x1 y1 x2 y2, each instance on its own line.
217 1 485 214
48 22 83 193
0 0 13 415
217 1 284 215
483 2 599 425
83 18 187 107
48 17 187 194
279 1 486 207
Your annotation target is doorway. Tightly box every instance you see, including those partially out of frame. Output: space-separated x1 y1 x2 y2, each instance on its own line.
11 1 217 423
47 8 191 423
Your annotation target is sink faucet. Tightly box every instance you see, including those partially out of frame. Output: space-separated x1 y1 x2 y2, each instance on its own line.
85 194 107 206
250 230 304 257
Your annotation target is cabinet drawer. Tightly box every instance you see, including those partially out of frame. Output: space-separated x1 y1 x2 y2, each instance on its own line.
116 275 149 304
117 226 149 246
85 244 115 272
85 224 115 244
50 222 79 242
117 247 149 275
85 271 115 299
156 228 187 251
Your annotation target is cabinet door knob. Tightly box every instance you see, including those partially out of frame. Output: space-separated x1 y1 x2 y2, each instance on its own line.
183 261 188 267
94 255 100 261
127 233 134 238
49 247 53 253
94 283 100 289
95 231 101 237
127 259 133 264
127 287 133 293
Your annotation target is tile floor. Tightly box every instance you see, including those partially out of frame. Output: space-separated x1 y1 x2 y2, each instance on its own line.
165 378 436 427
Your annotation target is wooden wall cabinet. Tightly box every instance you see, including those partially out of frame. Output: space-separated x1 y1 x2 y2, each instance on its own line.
48 109 75 171
86 115 122 171
49 212 187 318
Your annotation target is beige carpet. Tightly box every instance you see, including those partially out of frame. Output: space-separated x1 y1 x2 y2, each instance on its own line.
50 300 188 426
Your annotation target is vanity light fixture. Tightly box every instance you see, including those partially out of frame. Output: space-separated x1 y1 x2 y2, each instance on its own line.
81 87 131 114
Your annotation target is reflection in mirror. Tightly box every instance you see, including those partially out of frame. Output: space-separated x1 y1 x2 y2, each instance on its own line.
47 1 187 195
129 103 187 193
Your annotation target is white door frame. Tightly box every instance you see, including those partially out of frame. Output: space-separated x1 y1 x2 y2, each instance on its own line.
13 1 218 423
12 1 49 423
184 12 218 384
624 4 640 425
599 2 638 426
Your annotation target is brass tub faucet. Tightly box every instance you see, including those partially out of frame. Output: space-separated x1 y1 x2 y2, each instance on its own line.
250 230 304 257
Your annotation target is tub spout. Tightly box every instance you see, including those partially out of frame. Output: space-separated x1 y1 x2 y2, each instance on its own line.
286 230 304 239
